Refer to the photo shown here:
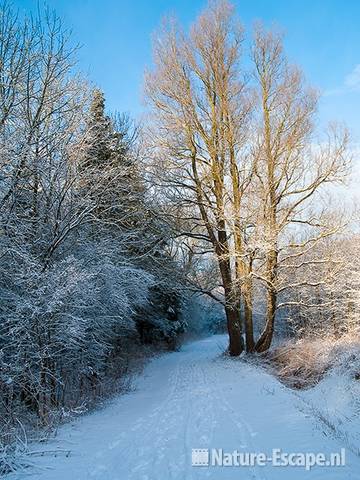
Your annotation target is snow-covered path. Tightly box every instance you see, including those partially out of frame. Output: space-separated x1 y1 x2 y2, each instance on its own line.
10 335 360 479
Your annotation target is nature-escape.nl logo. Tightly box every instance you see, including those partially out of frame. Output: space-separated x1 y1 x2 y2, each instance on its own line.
191 448 346 471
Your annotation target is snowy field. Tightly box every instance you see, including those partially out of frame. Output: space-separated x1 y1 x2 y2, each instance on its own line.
7 335 360 480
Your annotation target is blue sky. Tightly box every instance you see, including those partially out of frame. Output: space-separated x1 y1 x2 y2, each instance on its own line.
14 0 360 141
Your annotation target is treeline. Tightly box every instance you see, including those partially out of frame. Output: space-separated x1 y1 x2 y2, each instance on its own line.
0 3 196 462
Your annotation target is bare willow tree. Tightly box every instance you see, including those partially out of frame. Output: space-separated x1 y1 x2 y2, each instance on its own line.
250 26 350 351
145 1 253 355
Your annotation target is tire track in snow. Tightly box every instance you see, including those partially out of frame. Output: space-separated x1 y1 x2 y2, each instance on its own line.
129 351 217 480
206 357 268 480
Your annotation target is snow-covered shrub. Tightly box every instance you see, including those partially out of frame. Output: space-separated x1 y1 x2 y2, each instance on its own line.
0 235 155 447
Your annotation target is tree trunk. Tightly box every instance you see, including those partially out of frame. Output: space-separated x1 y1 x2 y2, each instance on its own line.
216 221 244 356
255 288 276 352
255 249 277 352
243 277 255 352
224 300 243 356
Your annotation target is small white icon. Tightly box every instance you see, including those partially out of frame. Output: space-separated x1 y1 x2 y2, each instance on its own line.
192 448 209 466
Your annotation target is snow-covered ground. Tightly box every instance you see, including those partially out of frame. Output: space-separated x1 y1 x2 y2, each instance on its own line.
7 335 360 479
300 351 360 459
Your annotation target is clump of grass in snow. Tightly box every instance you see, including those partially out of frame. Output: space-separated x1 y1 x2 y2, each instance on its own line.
265 332 360 389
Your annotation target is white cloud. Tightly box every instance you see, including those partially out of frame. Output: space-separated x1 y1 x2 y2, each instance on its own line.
324 64 360 96
344 64 360 90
